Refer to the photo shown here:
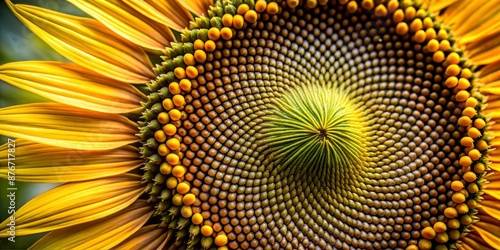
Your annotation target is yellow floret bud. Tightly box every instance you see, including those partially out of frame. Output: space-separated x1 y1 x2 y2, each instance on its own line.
173 95 185 107
245 10 258 24
163 124 177 136
168 82 181 95
166 153 180 165
208 27 220 41
169 109 181 121
160 162 172 175
222 14 233 27
220 27 233 40
266 2 279 14
421 227 436 240
181 205 193 218
157 143 169 156
157 112 170 124
463 171 477 182
177 182 190 194
433 222 447 233
166 177 178 189
204 40 216 52
183 53 195 66
214 234 228 246
451 180 464 191
154 130 167 142
174 67 186 79
186 66 199 79
172 193 183 206
179 79 192 92
192 213 203 225
183 193 196 205
172 165 187 177
167 138 180 150
201 225 213 236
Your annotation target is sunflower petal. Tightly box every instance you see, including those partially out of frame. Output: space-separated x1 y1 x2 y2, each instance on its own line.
462 232 496 250
176 0 212 17
441 0 500 44
112 225 172 250
6 0 154 83
68 0 175 51
0 139 141 183
0 61 146 114
30 199 153 250
123 0 193 32
465 32 500 65
479 61 500 83
0 103 138 150
471 222 500 249
424 0 459 13
0 174 144 237
478 195 500 221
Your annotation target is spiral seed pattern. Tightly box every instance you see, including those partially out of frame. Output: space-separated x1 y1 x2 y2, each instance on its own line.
139 0 488 249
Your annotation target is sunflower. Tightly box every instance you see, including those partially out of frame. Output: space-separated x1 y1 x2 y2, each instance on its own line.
1 0 500 249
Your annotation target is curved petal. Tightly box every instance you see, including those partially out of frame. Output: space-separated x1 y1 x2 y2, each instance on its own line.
440 0 500 45
0 139 142 183
0 61 146 114
0 174 144 237
462 232 496 250
465 32 500 65
68 0 175 51
424 0 459 13
112 225 172 250
176 0 212 17
472 222 500 249
30 199 153 250
0 103 138 150
479 61 500 83
123 0 193 32
6 0 154 83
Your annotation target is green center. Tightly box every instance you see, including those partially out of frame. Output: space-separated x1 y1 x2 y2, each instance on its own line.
262 84 366 172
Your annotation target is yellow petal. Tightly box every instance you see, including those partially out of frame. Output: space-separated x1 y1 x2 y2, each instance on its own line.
478 193 500 220
465 32 500 65
112 225 172 250
0 139 141 183
0 61 146 114
472 222 500 249
479 61 500 83
423 0 459 13
30 200 153 250
441 1 500 44
6 0 154 83
176 0 212 17
0 103 138 150
0 174 144 237
68 0 175 51
123 0 193 32
462 232 496 250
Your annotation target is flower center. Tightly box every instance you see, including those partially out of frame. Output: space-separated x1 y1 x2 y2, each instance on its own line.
138 0 487 249
262 84 366 173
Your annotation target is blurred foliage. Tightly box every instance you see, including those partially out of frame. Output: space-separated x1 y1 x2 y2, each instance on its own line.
0 1 86 249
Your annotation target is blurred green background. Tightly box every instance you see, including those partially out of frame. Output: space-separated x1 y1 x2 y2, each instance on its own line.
0 1 86 249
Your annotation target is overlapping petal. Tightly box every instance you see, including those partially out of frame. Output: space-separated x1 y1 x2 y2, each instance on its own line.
30 199 153 250
111 224 172 250
0 174 144 237
0 103 138 150
0 139 141 183
123 0 193 32
0 61 146 114
68 0 175 51
176 0 213 17
6 0 154 83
